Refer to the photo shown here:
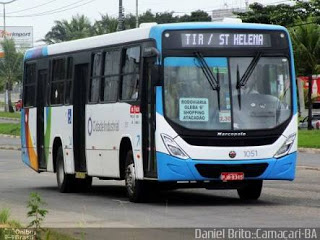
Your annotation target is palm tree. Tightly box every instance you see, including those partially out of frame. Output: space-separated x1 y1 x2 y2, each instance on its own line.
93 14 118 35
0 39 23 112
291 19 320 129
43 14 94 44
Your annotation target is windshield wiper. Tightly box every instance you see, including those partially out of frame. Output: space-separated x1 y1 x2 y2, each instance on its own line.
237 52 262 89
236 52 262 110
236 65 242 110
194 52 221 110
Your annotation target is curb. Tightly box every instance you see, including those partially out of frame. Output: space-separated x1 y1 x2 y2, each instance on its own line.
297 166 320 171
0 117 20 122
0 146 20 151
0 134 20 139
298 148 320 154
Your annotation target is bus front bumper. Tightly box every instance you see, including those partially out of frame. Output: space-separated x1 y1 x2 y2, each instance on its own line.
156 152 297 181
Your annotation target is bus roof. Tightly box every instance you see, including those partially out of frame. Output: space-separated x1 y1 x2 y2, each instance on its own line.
25 22 287 61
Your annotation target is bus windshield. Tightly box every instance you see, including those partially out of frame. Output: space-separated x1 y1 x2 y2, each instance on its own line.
164 56 292 131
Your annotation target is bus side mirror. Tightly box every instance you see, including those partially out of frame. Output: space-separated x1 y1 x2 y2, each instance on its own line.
143 47 160 58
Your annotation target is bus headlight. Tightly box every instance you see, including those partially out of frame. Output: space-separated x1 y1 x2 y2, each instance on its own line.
161 134 189 160
274 133 296 158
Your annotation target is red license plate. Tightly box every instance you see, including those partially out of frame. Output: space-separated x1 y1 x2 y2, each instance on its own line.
221 172 244 181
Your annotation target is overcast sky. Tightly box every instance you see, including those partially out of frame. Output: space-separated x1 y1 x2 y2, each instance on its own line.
2 0 290 44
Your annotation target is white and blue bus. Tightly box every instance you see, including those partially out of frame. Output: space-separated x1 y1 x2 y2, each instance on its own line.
21 22 297 202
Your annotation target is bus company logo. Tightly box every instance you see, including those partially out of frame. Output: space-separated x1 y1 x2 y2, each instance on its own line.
217 132 247 137
229 151 237 158
87 117 119 136
88 117 93 136
130 105 140 114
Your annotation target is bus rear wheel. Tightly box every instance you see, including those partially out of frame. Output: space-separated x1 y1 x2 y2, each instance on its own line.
237 180 263 201
56 146 75 193
125 150 147 203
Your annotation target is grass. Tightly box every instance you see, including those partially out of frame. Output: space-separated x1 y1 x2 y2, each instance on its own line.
0 123 20 136
0 111 21 119
298 130 320 149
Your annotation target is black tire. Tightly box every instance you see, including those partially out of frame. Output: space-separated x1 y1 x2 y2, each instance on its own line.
125 150 148 202
237 180 263 201
56 146 76 193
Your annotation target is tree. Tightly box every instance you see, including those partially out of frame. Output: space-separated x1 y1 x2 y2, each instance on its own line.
0 39 24 112
179 10 211 22
43 14 93 44
93 14 118 35
291 20 320 129
235 2 309 27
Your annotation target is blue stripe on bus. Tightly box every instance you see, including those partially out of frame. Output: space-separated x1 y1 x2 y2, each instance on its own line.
164 57 227 67
20 109 30 166
156 86 164 116
24 46 48 60
156 151 296 181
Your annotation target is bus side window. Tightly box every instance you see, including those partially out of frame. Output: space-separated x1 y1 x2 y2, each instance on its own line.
89 52 102 103
24 63 37 107
102 50 120 102
50 58 66 105
120 46 140 101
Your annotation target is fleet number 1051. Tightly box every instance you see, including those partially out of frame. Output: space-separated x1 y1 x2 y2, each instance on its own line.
244 150 258 158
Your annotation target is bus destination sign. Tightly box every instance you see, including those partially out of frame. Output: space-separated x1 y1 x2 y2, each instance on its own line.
181 33 272 48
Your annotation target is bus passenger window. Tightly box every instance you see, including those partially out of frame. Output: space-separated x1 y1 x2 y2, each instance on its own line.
102 50 120 102
24 63 36 107
121 46 140 101
50 59 66 105
90 53 102 103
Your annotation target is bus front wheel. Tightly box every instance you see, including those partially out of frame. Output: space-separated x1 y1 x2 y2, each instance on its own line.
56 146 75 193
125 150 147 203
237 180 263 201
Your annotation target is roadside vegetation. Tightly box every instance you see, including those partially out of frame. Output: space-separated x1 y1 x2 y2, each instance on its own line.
0 111 20 119
0 123 20 136
0 193 76 240
298 130 320 149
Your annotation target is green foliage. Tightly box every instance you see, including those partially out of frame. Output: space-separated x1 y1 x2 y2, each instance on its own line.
43 14 93 44
235 2 301 26
0 208 22 240
0 39 24 84
290 19 320 76
44 10 212 44
93 14 118 35
27 193 48 233
0 39 24 112
0 208 10 224
179 10 211 22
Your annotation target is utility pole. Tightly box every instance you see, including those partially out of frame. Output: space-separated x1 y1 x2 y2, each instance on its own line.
307 75 313 130
117 0 124 31
0 0 17 112
136 0 139 28
0 0 17 38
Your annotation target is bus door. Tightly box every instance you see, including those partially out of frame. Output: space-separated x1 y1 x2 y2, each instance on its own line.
73 64 89 172
142 58 157 178
37 69 47 170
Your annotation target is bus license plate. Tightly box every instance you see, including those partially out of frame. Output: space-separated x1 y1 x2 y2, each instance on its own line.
221 172 244 181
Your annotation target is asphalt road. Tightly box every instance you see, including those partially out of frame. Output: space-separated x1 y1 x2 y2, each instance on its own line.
0 150 319 230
